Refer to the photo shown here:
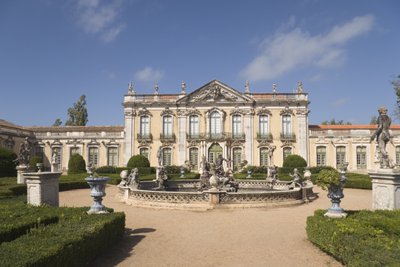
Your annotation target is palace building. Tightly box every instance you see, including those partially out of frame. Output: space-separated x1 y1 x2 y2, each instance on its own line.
1 80 399 173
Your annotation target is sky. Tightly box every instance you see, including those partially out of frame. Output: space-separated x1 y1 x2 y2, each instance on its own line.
0 0 399 127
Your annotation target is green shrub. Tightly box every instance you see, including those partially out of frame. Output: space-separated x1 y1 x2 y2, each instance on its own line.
127 155 150 168
282 154 307 169
0 148 17 177
307 209 400 266
240 165 269 174
67 154 86 174
0 206 125 267
315 168 340 190
344 173 372 189
95 166 116 173
164 165 188 174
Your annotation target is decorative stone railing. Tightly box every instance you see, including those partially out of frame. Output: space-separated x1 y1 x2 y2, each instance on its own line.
117 179 314 210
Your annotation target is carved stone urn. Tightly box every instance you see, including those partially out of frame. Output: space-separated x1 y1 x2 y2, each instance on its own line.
325 164 348 218
85 177 110 214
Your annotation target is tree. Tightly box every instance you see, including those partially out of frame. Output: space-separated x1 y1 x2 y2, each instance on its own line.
68 154 86 174
52 118 62 126
127 155 150 168
65 95 88 126
321 118 352 125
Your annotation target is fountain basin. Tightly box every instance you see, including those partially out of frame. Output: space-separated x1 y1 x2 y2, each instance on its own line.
117 179 315 210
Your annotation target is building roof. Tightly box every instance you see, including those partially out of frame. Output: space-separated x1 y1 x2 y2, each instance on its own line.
0 119 26 130
309 124 400 130
28 125 124 132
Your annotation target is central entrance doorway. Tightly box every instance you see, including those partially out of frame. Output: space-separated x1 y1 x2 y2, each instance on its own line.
208 143 223 163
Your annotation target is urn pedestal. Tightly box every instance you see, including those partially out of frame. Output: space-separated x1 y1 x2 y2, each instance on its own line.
24 172 62 206
369 168 400 210
85 177 110 214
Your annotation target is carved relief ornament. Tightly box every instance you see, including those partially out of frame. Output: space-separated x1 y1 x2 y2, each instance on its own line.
256 106 272 116
161 107 175 116
137 107 152 117
280 106 294 116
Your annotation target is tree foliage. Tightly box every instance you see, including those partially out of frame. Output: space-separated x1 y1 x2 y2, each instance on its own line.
52 118 62 126
65 95 88 126
0 147 17 177
282 154 307 169
321 118 352 125
127 155 150 168
393 75 400 115
68 154 86 174
370 115 378 125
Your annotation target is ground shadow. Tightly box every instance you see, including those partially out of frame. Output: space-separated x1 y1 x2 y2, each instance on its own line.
89 227 156 267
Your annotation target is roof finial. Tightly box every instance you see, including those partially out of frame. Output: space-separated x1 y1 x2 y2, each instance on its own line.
128 82 135 95
296 81 303 93
154 83 159 95
181 81 186 94
245 80 250 94
272 83 277 93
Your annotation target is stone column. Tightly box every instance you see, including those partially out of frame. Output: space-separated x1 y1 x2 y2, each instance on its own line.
124 109 135 166
177 114 187 165
24 172 62 207
369 169 400 210
296 110 309 163
244 112 254 165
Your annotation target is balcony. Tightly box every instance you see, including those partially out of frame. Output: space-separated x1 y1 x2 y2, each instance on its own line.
257 133 273 142
186 133 205 141
137 133 153 142
160 133 176 143
280 133 296 142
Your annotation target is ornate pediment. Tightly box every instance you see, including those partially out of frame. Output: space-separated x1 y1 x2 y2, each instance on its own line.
138 107 152 117
280 106 294 116
256 106 272 116
161 107 175 116
177 80 253 104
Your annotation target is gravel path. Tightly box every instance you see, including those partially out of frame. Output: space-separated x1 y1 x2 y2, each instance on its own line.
60 186 372 267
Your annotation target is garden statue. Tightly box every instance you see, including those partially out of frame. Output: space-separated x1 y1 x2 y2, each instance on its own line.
127 168 140 189
289 168 303 189
157 147 163 166
155 166 169 190
268 145 276 166
371 106 395 168
215 154 228 176
266 165 278 189
119 170 129 186
15 137 31 166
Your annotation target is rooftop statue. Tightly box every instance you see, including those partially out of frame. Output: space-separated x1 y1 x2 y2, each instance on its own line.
370 106 395 168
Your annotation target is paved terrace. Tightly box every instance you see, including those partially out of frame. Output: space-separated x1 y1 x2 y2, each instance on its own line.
60 186 372 267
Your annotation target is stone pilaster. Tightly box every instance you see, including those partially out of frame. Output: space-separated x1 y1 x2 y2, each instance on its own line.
296 110 309 163
177 115 187 165
124 109 135 166
244 112 254 165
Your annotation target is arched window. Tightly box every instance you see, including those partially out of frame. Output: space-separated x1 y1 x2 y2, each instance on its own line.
140 147 149 159
162 115 172 138
283 147 292 161
140 116 150 138
189 115 199 138
260 147 269 166
162 148 172 166
316 146 326 166
189 147 199 170
210 111 221 137
232 147 242 171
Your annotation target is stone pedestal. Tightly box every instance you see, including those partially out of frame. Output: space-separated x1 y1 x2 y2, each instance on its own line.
369 168 400 210
24 172 62 206
205 189 223 205
16 165 29 184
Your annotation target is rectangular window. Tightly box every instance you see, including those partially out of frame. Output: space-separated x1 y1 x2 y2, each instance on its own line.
259 115 269 136
163 116 172 137
70 147 80 156
189 148 199 170
336 146 346 169
52 147 62 165
396 146 400 165
107 147 118 166
283 147 292 161
316 146 326 166
189 115 199 137
260 148 269 166
232 115 241 137
210 112 221 137
162 148 172 166
88 147 99 167
35 146 44 158
140 116 150 137
356 146 367 169
282 115 291 136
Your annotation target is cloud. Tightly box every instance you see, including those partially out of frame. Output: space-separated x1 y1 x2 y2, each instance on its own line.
134 67 165 83
241 14 375 81
76 0 125 42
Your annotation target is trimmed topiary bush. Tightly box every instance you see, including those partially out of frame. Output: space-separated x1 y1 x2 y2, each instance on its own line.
0 148 17 177
282 154 307 169
127 155 150 168
67 154 86 174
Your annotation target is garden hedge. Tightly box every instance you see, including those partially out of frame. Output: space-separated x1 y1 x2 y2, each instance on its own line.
0 147 17 177
127 154 150 168
307 209 400 266
0 206 125 267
